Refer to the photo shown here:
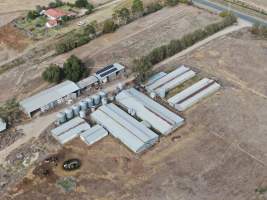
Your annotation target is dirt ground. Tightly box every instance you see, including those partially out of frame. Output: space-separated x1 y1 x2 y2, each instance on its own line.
238 0 267 11
1 28 267 200
0 5 220 103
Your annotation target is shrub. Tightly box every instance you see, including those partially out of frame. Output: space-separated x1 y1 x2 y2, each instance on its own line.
27 10 40 20
131 0 144 17
42 64 63 83
102 19 118 33
0 98 21 125
165 0 179 7
113 7 131 25
145 3 163 15
63 55 88 82
49 0 64 8
75 0 89 8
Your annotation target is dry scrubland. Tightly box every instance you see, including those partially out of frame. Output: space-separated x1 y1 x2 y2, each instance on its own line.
2 29 267 200
239 0 267 11
0 5 220 103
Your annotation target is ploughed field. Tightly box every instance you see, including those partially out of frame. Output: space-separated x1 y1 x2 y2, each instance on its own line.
2 29 267 200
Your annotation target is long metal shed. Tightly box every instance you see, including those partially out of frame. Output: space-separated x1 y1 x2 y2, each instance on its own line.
80 125 108 145
91 103 159 153
95 63 125 83
20 80 80 117
51 117 91 144
116 88 184 135
168 78 221 111
77 75 99 90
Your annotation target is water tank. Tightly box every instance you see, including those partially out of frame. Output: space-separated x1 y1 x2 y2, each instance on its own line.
72 105 80 116
65 109 74 120
79 101 88 111
99 91 107 99
108 94 115 101
117 82 123 91
91 106 96 112
57 112 66 124
86 97 94 107
79 110 86 119
92 94 101 105
150 92 156 99
101 97 108 105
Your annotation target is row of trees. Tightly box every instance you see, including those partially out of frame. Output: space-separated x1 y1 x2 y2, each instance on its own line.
42 55 88 83
133 13 237 82
165 0 192 7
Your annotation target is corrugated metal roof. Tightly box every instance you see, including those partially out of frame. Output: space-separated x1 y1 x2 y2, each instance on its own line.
20 80 80 114
146 65 189 91
77 76 98 89
95 63 125 80
91 103 158 153
0 118 7 132
146 72 167 86
80 125 108 145
116 88 184 135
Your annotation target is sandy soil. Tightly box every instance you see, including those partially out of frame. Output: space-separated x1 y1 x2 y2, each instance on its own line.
0 5 220 103
1 29 267 200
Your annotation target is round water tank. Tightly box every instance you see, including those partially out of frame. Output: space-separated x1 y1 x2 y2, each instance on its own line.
98 91 107 99
79 110 86 118
57 112 66 124
150 92 156 99
117 83 123 91
101 97 108 105
91 106 96 112
65 109 74 120
72 105 80 116
92 94 101 105
108 94 115 101
86 97 94 107
79 101 88 111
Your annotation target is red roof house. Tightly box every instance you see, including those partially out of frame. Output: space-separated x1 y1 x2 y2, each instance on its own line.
44 8 68 20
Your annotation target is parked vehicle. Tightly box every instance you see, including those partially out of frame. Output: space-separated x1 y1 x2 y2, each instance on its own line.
63 159 81 171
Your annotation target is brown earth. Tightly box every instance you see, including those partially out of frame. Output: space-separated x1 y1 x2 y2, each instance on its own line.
2 29 267 200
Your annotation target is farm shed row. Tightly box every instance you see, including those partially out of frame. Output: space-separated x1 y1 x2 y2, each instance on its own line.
116 88 184 135
20 63 125 117
146 65 196 98
168 78 221 111
91 103 159 154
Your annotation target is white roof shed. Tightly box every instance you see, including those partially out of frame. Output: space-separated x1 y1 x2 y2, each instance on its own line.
91 103 159 153
20 80 80 116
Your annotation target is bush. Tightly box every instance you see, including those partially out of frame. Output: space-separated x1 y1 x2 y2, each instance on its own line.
0 98 21 125
49 0 64 8
131 0 144 17
251 23 267 38
102 19 118 33
145 3 163 15
75 0 90 8
113 7 131 25
42 64 64 83
165 0 179 6
27 10 40 20
63 55 88 82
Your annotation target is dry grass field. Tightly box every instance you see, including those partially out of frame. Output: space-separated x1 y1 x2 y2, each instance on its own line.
239 0 267 11
1 28 267 200
0 5 220 103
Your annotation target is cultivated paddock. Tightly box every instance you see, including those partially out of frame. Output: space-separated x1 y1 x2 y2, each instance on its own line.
2 28 267 200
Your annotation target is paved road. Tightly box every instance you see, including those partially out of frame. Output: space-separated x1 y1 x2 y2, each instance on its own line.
192 0 267 26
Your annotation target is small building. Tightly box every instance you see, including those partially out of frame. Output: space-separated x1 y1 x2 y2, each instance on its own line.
95 63 125 83
91 103 159 154
20 80 80 117
80 125 108 145
44 8 68 20
77 75 99 91
46 19 58 28
0 118 7 132
116 88 184 136
51 117 91 145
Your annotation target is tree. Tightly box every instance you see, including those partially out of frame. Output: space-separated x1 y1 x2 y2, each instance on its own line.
84 24 96 37
27 10 40 20
42 64 64 83
133 57 152 82
75 0 90 8
63 55 87 82
131 0 144 17
85 3 94 14
102 19 118 33
145 2 163 15
113 7 130 25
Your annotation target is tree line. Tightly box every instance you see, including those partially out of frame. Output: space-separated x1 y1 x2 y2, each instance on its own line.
133 13 237 82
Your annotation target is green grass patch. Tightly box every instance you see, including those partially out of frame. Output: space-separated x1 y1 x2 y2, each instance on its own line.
57 177 76 192
166 75 202 99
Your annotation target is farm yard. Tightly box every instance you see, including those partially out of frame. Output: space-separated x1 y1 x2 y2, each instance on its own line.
0 5 221 103
1 26 267 200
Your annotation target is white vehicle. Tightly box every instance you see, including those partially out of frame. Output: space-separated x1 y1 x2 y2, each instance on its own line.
77 21 85 26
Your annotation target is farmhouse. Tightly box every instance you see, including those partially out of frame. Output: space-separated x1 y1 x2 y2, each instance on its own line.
20 80 80 117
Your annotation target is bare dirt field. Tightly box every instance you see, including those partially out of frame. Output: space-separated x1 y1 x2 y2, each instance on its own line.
0 5 220 103
1 28 267 200
239 0 267 11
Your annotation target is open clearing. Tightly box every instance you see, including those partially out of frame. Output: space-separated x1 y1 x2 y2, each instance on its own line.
1 29 267 200
0 5 220 103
